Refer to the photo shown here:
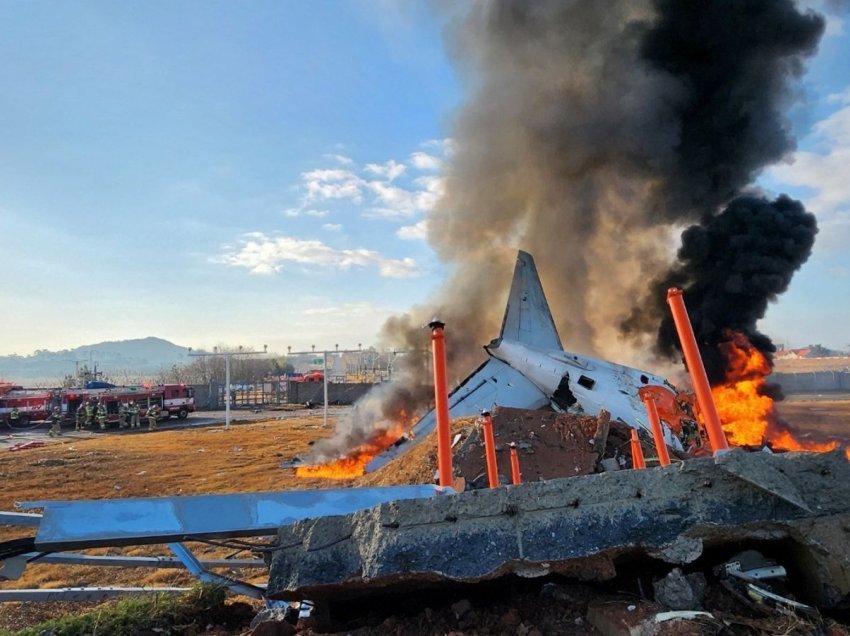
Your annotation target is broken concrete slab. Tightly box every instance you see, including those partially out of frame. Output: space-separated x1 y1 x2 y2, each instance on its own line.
267 450 850 609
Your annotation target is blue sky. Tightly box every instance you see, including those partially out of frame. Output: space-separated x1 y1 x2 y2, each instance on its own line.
0 1 848 357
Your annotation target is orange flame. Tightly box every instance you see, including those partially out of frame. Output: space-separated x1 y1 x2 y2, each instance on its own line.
711 332 847 456
295 417 412 480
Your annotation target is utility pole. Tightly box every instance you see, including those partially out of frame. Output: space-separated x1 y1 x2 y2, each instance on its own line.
323 352 329 428
188 345 267 429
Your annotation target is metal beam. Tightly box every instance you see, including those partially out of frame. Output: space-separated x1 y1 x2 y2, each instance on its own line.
23 552 265 569
20 484 449 551
169 543 266 599
0 511 41 527
0 587 193 603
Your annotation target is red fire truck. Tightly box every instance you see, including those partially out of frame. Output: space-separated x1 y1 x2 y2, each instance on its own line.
0 383 195 430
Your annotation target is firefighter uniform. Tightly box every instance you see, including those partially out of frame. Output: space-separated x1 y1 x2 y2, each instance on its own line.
84 402 95 428
96 404 107 430
147 405 159 431
129 402 140 429
75 406 86 431
48 408 62 437
9 407 20 428
118 403 129 429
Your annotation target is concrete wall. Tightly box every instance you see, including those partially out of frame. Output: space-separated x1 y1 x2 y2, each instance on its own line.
287 382 374 405
190 381 377 409
771 371 850 394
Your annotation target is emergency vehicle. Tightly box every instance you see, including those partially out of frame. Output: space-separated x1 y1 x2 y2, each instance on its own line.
0 383 195 429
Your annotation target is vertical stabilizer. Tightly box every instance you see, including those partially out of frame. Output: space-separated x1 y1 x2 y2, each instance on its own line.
498 251 563 350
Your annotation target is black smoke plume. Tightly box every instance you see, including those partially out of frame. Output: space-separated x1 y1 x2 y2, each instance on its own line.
627 195 818 383
310 0 829 462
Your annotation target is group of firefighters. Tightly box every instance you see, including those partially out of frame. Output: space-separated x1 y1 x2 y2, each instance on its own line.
38 400 161 437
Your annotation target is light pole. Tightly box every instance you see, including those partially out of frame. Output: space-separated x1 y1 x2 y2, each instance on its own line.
188 345 267 429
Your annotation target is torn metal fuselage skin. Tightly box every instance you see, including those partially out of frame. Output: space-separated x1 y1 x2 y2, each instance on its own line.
367 250 683 473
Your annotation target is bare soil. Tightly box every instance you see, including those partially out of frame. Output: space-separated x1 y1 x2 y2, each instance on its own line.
776 395 850 439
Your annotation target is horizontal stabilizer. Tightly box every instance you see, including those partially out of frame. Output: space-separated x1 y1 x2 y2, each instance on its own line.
365 357 549 472
499 251 562 350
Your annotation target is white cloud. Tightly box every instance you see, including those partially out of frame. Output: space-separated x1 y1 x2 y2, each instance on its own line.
285 208 329 218
301 302 389 317
364 160 406 181
220 233 418 278
364 175 445 219
302 168 364 202
323 153 354 165
826 88 850 106
423 138 456 156
768 99 850 216
322 223 343 232
397 219 428 240
816 210 850 254
410 152 442 171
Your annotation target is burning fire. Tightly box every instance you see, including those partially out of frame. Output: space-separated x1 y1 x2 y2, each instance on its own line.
295 421 408 480
711 332 847 457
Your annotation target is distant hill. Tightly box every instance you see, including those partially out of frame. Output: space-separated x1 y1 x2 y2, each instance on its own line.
0 337 189 385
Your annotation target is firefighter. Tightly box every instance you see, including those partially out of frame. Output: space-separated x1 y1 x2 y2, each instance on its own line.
48 407 62 437
84 401 95 428
128 401 140 429
75 405 86 431
147 404 159 431
118 402 129 429
9 407 20 428
96 402 107 430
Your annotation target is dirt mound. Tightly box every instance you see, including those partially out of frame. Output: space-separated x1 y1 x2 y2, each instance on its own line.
360 406 667 490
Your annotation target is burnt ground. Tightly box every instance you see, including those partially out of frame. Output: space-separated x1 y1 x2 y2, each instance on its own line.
0 397 849 634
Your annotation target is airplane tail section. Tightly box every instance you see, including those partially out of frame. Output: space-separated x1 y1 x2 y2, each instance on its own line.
498 251 562 351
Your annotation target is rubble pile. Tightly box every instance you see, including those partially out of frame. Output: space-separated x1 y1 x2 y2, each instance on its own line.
452 407 607 486
361 407 668 490
268 450 850 627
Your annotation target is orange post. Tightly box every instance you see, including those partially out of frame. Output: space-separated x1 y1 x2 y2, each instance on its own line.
509 443 521 484
429 320 454 487
643 397 671 466
666 288 730 453
630 429 646 469
481 411 499 488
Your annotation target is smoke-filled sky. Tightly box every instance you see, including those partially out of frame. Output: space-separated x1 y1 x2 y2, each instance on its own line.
1 0 849 366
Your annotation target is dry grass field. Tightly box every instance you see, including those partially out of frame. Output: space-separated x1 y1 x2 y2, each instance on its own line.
773 356 850 373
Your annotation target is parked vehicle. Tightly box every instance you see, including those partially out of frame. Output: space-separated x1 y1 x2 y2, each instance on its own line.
0 383 195 429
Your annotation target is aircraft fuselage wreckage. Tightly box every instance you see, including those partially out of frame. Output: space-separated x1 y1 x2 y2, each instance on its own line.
367 250 690 472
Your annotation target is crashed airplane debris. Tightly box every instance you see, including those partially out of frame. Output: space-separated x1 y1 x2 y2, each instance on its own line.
366 250 692 472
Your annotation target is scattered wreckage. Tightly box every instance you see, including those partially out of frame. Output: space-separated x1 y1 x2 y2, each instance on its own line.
1 251 848 632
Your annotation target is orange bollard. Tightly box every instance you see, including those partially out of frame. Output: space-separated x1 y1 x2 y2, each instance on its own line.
509 443 521 484
643 397 671 466
429 320 454 487
666 288 730 453
630 429 646 469
481 411 499 488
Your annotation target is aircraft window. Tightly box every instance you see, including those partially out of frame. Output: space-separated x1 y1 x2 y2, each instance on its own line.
578 375 595 390
640 374 649 384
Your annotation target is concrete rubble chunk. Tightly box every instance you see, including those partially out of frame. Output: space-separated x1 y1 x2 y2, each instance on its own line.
267 450 850 609
249 606 296 636
653 568 707 610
